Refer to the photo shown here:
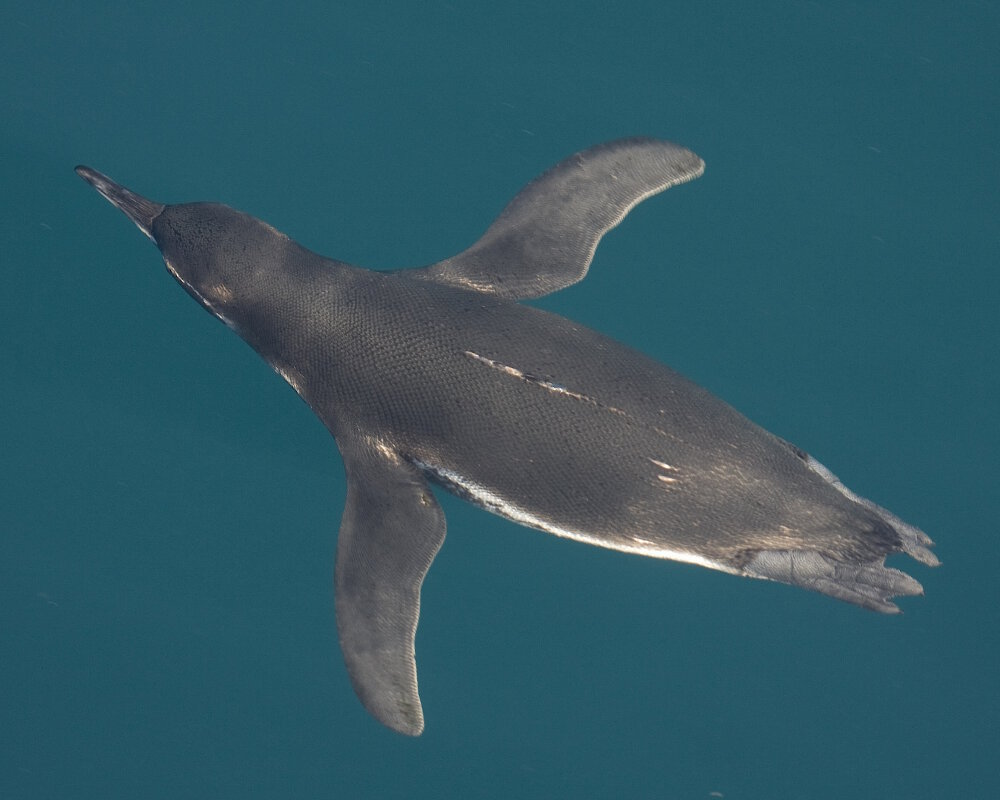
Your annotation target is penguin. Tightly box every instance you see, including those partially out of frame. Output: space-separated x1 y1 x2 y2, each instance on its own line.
76 138 937 735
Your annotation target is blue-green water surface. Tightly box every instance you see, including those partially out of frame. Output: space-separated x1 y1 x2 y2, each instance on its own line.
2 2 997 798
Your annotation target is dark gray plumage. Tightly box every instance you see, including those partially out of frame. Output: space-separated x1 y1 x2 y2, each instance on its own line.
76 138 937 736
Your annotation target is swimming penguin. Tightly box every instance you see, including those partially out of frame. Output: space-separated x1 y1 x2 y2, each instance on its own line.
76 138 937 736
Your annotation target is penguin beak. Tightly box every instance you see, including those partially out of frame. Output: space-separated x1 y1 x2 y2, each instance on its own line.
75 166 165 241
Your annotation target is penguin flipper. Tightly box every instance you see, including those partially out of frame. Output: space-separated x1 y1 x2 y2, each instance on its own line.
415 138 704 299
334 434 446 735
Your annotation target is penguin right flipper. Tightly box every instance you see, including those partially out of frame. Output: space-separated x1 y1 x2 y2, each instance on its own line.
413 138 705 300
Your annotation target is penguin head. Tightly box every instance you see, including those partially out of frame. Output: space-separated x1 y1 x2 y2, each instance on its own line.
150 201 291 329
76 166 291 331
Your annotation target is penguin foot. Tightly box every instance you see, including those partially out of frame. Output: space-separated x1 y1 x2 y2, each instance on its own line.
743 549 928 613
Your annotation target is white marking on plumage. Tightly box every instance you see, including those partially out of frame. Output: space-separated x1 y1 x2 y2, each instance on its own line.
647 456 680 486
410 458 734 574
462 350 629 416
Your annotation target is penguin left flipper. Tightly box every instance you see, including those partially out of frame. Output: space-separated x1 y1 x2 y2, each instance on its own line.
333 432 446 736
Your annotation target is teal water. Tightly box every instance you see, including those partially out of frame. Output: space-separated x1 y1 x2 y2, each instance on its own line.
2 2 997 798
